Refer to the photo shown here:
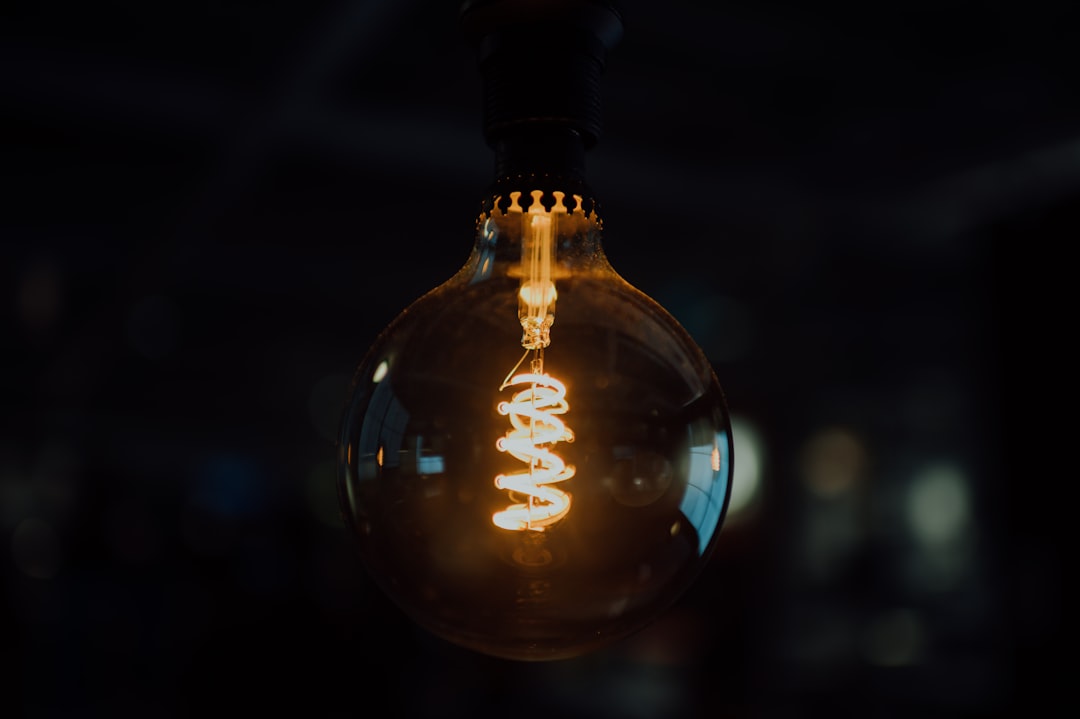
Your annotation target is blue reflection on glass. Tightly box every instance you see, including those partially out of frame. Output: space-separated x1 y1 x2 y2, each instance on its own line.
470 217 498 284
357 364 409 474
417 456 445 474
678 430 731 555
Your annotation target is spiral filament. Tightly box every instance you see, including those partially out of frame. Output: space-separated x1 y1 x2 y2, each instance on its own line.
492 354 575 532
491 191 576 531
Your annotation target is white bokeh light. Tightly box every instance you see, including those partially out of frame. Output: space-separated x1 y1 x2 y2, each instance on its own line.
906 462 971 547
727 415 764 520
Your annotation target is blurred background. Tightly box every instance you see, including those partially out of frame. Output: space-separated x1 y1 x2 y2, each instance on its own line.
2 0 1072 716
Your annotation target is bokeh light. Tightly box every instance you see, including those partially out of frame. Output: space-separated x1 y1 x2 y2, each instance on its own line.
799 426 867 498
906 461 971 548
726 414 764 522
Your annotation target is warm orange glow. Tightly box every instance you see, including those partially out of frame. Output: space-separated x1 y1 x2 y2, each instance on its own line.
518 280 557 307
492 368 574 531
515 190 563 350
492 190 577 532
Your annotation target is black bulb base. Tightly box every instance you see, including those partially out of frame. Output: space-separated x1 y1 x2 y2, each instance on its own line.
460 0 623 151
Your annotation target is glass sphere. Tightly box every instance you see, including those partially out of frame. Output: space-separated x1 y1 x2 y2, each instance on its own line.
337 185 733 660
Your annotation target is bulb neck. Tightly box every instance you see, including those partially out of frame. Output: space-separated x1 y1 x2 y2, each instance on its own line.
493 126 588 181
480 173 600 226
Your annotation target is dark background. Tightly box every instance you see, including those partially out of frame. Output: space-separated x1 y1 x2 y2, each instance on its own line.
2 1 1072 716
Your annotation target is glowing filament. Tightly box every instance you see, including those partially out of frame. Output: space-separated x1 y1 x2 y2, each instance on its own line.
493 365 575 532
517 190 566 350
492 191 575 532
519 281 557 308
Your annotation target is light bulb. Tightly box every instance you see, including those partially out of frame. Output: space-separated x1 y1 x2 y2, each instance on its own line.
336 0 734 661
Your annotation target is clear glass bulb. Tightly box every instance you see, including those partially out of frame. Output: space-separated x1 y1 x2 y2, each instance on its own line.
337 176 733 661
